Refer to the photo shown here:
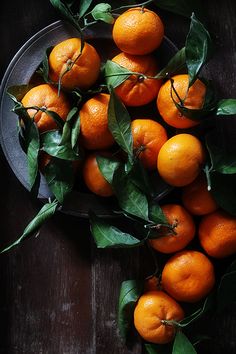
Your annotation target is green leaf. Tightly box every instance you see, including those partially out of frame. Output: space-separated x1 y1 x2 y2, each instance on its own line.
145 343 173 354
104 60 131 88
112 165 149 221
44 158 74 204
186 13 212 85
50 0 83 35
172 332 197 354
96 155 120 184
44 109 65 130
210 172 236 215
71 114 80 150
7 85 33 101
1 200 58 253
149 202 167 225
206 132 236 174
155 47 186 79
60 107 78 145
127 160 155 197
91 3 114 24
89 211 142 248
26 122 40 191
216 99 236 115
153 0 204 20
108 88 133 158
118 280 143 340
37 47 53 83
41 130 79 160
79 0 93 18
217 270 236 312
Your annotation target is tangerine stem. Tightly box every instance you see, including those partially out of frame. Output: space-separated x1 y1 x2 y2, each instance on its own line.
112 0 153 13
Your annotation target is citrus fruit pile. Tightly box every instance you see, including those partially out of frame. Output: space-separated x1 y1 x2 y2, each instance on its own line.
5 1 236 353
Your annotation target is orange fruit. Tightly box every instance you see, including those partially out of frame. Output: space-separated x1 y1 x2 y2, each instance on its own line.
112 7 164 55
21 84 70 132
79 93 114 150
157 74 206 129
149 204 195 254
157 133 205 187
131 118 167 170
182 174 218 215
162 250 215 303
134 290 184 344
199 210 236 258
112 52 162 106
48 37 101 90
83 153 113 197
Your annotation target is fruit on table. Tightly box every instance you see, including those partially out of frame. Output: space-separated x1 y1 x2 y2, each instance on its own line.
112 7 164 55
134 290 184 344
161 250 215 303
48 37 101 90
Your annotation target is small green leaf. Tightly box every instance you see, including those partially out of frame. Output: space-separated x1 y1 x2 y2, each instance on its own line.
26 122 40 191
172 332 197 354
1 200 58 253
108 88 133 158
216 99 236 115
89 211 142 248
118 280 143 340
91 3 114 24
210 172 236 215
41 131 79 160
155 47 186 79
112 165 149 221
127 160 155 197
186 13 212 85
37 46 53 83
104 60 131 88
7 85 33 101
149 203 167 225
96 155 120 184
60 107 78 145
153 0 204 20
217 270 236 312
44 109 65 130
79 0 93 18
44 158 74 204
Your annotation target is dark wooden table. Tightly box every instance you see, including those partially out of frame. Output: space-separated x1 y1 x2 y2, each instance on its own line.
1 1 236 353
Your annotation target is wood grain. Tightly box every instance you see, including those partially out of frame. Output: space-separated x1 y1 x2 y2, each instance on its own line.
0 0 236 353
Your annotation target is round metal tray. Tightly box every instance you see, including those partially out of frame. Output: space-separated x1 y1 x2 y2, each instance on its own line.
0 20 177 217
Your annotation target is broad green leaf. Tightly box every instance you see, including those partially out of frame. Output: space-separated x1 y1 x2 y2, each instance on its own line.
145 343 173 354
153 0 204 20
186 13 212 85
108 88 133 158
155 47 186 79
26 122 40 191
50 0 83 35
71 114 80 149
60 107 78 145
118 280 142 340
104 60 131 89
89 211 142 248
37 47 53 83
7 85 32 101
44 109 65 130
148 202 167 225
1 200 58 253
79 0 93 18
96 155 120 184
206 132 236 174
210 172 236 215
216 99 236 115
172 332 197 354
217 270 236 312
91 3 114 24
112 165 149 221
44 158 74 204
127 160 155 197
41 131 79 160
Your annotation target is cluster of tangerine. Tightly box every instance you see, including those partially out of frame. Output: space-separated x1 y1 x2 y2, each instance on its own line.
19 5 236 348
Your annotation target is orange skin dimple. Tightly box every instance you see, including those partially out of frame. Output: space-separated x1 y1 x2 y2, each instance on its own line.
112 52 162 106
150 204 196 254
131 119 168 170
48 38 101 90
21 84 70 132
157 133 205 187
182 174 218 215
199 210 236 258
162 250 215 303
134 290 184 344
157 74 206 129
112 7 164 55
79 93 114 150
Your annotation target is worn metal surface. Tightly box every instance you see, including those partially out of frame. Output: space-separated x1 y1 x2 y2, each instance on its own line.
0 0 236 353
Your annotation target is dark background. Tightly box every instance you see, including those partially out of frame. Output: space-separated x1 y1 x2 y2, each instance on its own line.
0 0 236 353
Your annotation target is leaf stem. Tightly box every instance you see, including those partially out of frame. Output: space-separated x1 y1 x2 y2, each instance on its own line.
112 0 153 12
204 164 212 191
